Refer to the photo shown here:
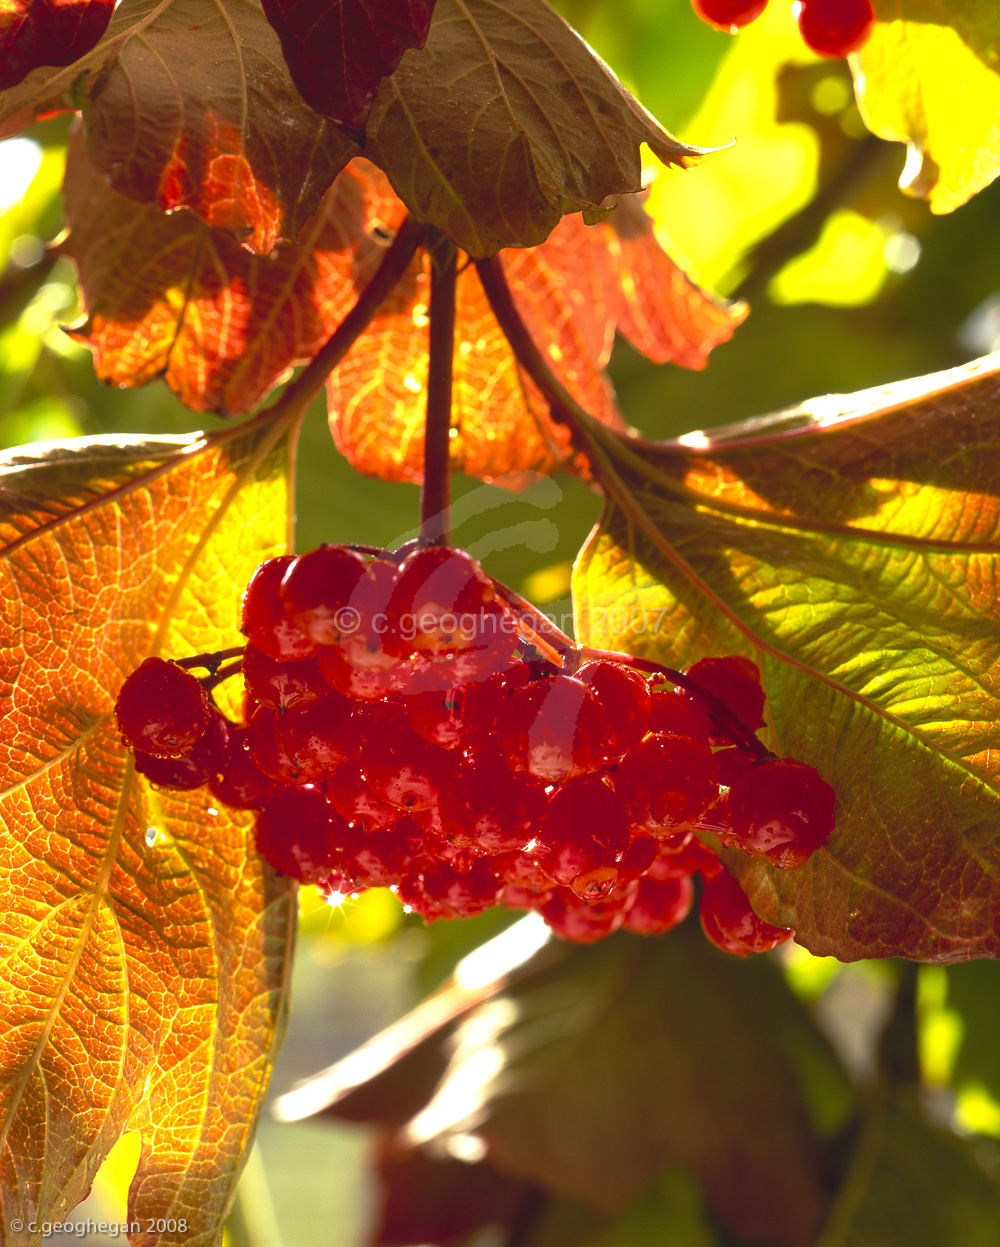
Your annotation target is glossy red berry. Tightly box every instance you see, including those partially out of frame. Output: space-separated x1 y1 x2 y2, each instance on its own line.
390 545 499 656
682 655 766 745
348 821 423 888
624 875 694 935
403 686 468 749
242 644 329 712
360 717 456 811
540 886 632 943
699 868 793 956
116 657 212 757
724 757 835 868
534 774 630 899
241 557 317 662
438 762 545 855
208 725 279 810
692 0 768 32
616 732 719 831
794 0 874 58
497 673 605 783
576 659 651 760
279 545 368 644
254 784 342 883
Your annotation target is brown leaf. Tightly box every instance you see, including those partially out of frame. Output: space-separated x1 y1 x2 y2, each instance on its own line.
572 354 1000 963
0 0 357 254
61 135 402 415
0 419 296 1242
259 0 437 134
329 207 743 485
363 0 712 257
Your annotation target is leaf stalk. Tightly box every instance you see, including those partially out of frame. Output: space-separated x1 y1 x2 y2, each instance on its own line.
421 233 458 545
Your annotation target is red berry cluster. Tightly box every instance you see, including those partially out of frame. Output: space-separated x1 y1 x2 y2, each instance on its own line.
114 544 836 957
692 0 875 58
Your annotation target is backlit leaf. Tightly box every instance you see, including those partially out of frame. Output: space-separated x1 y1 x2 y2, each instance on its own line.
0 418 296 1242
0 0 115 91
329 205 743 485
363 0 711 256
0 0 357 254
853 3 1000 213
573 353 1000 962
260 0 436 133
61 136 401 415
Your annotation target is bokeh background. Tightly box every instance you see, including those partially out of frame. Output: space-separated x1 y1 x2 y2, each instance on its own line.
3 0 1000 1242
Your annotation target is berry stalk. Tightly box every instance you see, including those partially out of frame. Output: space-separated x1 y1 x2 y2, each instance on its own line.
421 233 458 546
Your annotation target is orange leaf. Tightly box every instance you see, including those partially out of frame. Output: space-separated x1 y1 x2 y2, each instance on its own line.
61 135 404 415
329 206 745 485
0 417 296 1241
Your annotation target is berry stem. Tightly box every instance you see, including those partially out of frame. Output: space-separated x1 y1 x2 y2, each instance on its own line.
201 658 244 692
421 232 458 546
488 580 577 666
582 646 772 760
175 645 247 674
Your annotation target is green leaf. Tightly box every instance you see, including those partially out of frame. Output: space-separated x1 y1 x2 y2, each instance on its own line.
364 0 710 256
572 354 1000 963
853 2 1000 213
0 419 296 1243
814 1099 1000 1247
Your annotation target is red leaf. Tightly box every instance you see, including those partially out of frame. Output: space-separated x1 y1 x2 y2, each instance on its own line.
61 133 405 414
260 0 436 134
0 0 114 91
329 205 744 485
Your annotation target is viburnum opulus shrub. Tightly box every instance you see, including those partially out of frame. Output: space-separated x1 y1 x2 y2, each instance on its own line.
3 0 1000 1243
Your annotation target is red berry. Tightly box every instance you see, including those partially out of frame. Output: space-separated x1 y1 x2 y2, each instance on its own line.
576 659 651 760
316 642 398 701
497 673 606 784
682 655 765 745
438 761 546 855
254 784 343 883
403 685 468 749
616 732 719 832
534 774 630 899
624 875 694 935
418 858 502 919
327 761 401 829
360 716 456 811
348 820 423 888
699 868 793 956
116 656 212 757
242 644 329 712
648 688 712 744
279 545 368 645
540 886 633 943
692 0 768 32
794 0 874 57
208 726 279 810
390 545 499 656
241 557 317 662
724 758 835 869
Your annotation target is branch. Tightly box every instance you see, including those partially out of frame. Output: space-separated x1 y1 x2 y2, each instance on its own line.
267 214 427 426
421 233 458 545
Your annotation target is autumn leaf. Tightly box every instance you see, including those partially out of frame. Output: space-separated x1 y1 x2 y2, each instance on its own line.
0 0 115 91
363 0 713 256
61 134 404 415
572 353 1000 963
260 0 437 134
0 417 297 1242
329 204 745 485
0 0 356 255
853 2 1000 214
